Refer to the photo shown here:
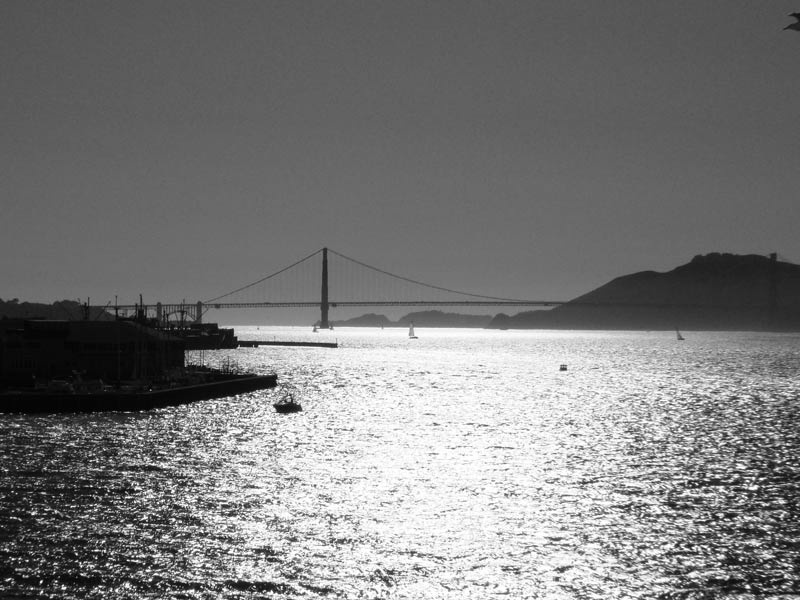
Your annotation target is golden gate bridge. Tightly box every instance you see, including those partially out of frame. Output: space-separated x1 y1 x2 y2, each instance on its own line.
104 247 564 327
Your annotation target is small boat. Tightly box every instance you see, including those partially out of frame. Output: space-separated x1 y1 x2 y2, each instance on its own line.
312 325 318 333
273 390 302 413
274 399 302 413
676 327 685 341
408 323 418 339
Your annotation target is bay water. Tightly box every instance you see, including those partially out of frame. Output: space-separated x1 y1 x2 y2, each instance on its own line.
2 328 799 599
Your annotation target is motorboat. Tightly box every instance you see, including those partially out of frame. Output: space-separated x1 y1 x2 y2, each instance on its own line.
274 399 302 413
273 389 302 413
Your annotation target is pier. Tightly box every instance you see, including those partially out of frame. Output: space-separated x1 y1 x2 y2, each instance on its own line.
1 374 278 414
238 340 338 349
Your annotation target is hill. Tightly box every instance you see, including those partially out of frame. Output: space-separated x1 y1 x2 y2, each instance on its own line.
487 253 800 331
333 310 492 328
0 298 113 321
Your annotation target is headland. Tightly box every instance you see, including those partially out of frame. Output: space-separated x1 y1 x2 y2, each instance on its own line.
487 253 800 331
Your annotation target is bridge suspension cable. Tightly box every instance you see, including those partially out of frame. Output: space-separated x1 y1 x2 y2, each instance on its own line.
203 248 322 304
327 248 533 303
203 247 540 306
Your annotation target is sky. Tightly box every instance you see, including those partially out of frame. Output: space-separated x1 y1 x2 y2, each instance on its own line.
2 1 799 320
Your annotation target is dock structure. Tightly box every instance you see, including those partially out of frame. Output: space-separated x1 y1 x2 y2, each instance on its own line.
0 319 280 414
1 374 278 414
238 340 338 349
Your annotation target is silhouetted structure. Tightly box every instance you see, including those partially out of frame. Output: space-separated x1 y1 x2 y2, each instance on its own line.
0 319 184 386
320 247 330 329
0 319 279 413
105 247 557 328
165 322 238 349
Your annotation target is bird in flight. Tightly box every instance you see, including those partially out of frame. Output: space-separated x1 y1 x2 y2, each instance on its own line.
785 12 800 31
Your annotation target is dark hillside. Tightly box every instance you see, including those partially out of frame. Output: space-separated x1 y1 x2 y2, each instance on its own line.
0 299 112 321
488 253 800 331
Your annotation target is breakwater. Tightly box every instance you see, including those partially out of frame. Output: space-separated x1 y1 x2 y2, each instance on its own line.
238 340 338 348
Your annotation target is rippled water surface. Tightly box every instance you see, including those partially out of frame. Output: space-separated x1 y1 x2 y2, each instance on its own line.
2 328 799 599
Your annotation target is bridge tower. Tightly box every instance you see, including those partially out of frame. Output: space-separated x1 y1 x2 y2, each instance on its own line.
320 247 330 329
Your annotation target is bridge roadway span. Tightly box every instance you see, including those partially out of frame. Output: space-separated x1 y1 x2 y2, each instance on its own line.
112 300 563 311
105 300 564 324
102 248 566 324
207 300 564 308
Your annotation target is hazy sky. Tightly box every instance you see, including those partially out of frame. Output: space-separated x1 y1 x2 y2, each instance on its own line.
2 1 799 312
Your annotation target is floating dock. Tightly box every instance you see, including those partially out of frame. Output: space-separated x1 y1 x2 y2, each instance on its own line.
238 340 338 349
0 373 278 414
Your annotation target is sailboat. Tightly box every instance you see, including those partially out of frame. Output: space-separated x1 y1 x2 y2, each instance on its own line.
408 323 418 339
676 327 685 341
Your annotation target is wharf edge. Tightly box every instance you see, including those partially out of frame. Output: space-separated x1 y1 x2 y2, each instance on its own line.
0 374 278 414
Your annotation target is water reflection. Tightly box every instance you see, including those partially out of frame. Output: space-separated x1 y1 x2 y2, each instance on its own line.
1 329 798 598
